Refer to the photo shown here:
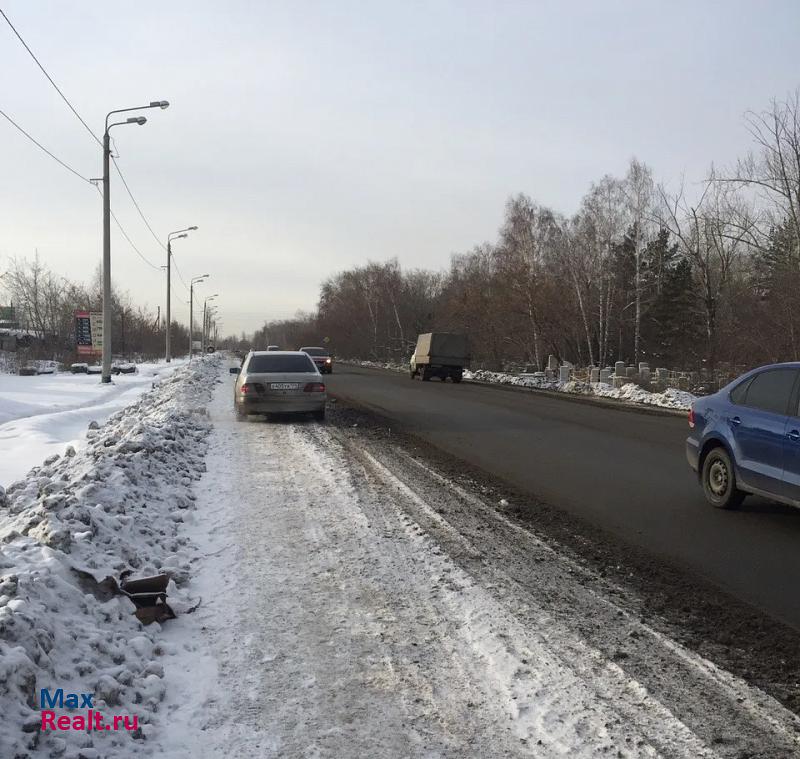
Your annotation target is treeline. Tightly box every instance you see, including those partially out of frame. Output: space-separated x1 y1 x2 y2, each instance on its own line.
248 90 800 373
1 256 188 362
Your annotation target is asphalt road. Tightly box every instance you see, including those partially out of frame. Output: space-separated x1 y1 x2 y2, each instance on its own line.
328 364 800 630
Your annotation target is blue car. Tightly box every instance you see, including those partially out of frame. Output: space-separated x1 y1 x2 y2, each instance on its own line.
686 362 800 509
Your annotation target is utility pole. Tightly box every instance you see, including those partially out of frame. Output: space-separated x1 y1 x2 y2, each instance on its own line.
202 294 218 351
165 226 198 362
189 274 209 361
102 129 111 382
100 100 169 383
165 239 171 362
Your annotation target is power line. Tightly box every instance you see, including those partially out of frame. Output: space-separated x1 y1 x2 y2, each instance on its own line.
0 8 102 147
1 7 168 255
111 157 167 251
93 185 162 271
0 107 91 183
170 252 191 292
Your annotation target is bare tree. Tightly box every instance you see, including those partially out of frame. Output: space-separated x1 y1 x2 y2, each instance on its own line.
622 158 655 364
726 90 800 254
658 174 758 370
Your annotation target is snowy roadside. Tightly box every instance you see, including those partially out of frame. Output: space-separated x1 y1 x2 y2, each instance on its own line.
158 378 799 758
0 361 187 488
0 356 218 758
342 359 696 411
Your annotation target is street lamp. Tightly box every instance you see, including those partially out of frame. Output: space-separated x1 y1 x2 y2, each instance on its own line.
189 274 209 360
101 100 170 383
165 225 198 362
202 295 218 349
204 302 219 346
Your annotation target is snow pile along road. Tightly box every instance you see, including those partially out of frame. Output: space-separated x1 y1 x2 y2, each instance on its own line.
464 369 696 410
0 356 218 758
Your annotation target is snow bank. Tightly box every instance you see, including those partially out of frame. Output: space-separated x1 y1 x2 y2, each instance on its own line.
343 358 409 373
464 369 696 411
0 356 218 757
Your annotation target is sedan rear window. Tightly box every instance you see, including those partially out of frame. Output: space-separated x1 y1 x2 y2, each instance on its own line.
246 355 316 373
741 368 799 416
301 347 327 356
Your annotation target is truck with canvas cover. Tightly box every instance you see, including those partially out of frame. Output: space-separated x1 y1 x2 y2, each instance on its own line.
410 332 470 382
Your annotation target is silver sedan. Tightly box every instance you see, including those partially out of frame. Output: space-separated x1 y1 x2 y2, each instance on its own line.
231 351 327 421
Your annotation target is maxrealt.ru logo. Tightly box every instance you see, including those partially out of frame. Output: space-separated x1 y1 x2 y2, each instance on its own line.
39 688 139 732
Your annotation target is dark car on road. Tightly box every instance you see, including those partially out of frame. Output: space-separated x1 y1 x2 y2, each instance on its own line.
300 346 333 374
686 362 800 509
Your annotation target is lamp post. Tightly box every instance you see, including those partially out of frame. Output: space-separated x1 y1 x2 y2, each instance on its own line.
205 306 218 346
202 295 218 349
165 225 198 362
189 274 209 360
101 100 169 384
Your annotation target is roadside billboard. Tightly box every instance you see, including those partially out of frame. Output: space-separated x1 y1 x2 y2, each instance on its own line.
75 310 103 356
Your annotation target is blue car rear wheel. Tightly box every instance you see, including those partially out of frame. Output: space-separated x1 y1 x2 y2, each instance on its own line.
701 447 745 509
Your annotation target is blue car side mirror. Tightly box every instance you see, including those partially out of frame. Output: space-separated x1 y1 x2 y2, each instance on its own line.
229 367 240 375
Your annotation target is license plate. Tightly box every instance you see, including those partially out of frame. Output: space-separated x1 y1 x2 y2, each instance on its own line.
270 383 299 390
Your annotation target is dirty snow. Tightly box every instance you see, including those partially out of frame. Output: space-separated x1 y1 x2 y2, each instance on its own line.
155 374 798 758
0 356 216 758
0 361 185 487
464 369 696 410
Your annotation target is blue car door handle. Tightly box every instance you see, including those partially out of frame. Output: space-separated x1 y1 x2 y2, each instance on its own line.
788 429 800 442
730 416 742 426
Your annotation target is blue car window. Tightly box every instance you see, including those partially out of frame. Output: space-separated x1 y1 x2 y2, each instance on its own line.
741 368 799 415
729 378 752 405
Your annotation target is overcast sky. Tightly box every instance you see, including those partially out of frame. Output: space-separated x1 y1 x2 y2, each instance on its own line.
2 1 798 335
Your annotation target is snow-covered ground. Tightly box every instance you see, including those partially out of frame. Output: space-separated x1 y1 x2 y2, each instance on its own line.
155 375 798 758
3 357 797 758
465 369 697 410
0 361 185 488
0 357 216 758
342 360 697 411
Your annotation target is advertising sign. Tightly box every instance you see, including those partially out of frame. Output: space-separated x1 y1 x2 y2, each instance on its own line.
75 310 103 356
90 312 103 352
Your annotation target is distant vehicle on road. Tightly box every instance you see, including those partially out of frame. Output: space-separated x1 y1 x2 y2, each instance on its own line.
267 345 281 351
300 346 333 374
231 350 326 421
410 333 470 383
686 362 800 509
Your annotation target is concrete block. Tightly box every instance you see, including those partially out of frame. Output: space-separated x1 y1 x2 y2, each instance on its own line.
558 366 571 383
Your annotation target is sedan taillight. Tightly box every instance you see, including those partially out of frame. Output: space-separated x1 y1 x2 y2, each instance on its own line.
304 382 326 393
688 406 695 429
240 382 264 394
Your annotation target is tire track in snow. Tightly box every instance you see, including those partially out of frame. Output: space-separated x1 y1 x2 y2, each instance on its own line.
317 425 800 758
